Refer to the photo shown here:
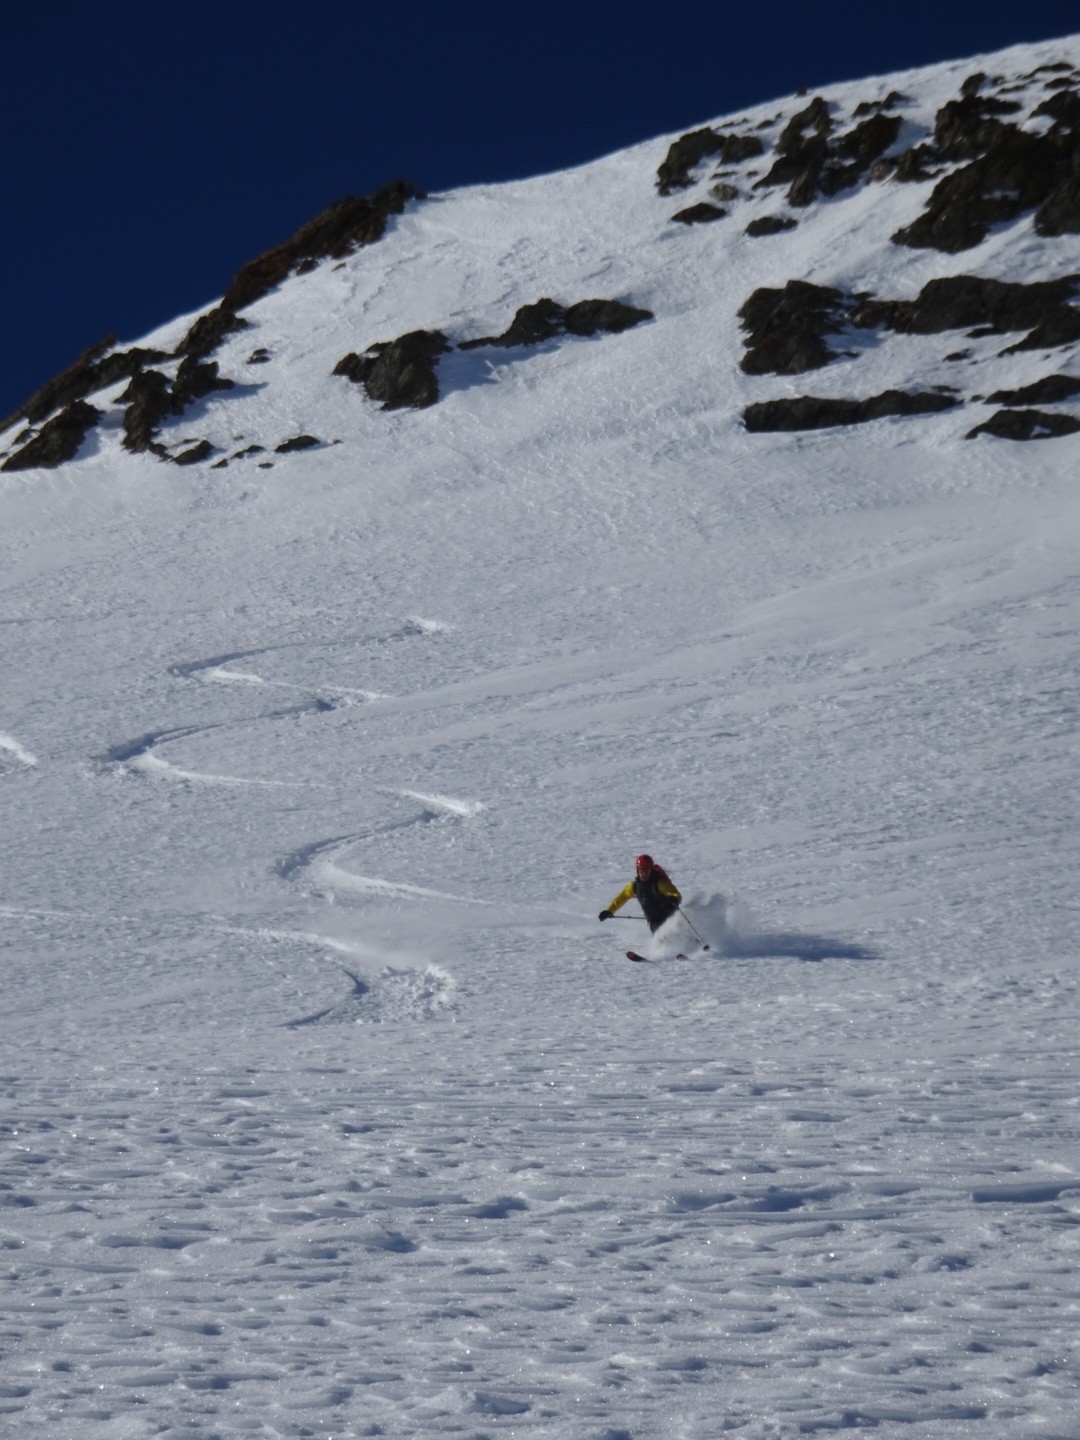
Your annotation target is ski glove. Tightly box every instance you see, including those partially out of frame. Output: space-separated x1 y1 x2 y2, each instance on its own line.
599 910 612 921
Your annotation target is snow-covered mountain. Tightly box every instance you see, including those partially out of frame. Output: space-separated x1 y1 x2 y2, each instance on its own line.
2 36 1079 1440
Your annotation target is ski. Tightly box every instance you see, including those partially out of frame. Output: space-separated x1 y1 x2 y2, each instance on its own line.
625 950 707 962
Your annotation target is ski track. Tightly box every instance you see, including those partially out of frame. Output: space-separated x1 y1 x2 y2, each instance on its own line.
0 731 39 768
99 702 342 788
276 798 492 908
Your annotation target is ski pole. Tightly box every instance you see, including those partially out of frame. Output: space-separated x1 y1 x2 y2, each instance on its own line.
679 908 710 951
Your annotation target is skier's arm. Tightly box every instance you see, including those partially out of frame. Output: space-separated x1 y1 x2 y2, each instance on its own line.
605 882 636 914
658 876 682 904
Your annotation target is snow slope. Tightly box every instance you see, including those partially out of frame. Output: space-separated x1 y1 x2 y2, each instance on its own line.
1 35 1079 1440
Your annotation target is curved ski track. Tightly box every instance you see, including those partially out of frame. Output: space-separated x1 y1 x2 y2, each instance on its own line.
95 618 483 1023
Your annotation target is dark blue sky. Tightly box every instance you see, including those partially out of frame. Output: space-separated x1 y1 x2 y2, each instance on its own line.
4 0 1078 422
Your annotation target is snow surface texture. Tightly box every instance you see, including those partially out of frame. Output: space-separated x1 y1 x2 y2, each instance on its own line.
2 36 1080 1440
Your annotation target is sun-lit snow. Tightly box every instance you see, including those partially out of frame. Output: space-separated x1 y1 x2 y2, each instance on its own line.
1 36 1079 1440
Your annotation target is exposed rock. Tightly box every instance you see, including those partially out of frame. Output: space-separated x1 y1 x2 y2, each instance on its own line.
1001 305 1080 352
967 407 1080 440
671 202 727 224
657 128 725 192
719 134 765 164
883 145 939 182
275 434 321 453
8 181 425 439
932 90 1023 162
985 374 1080 405
462 298 566 348
1 337 170 433
247 349 272 365
745 215 798 237
740 271 1080 380
222 180 424 311
1 400 102 471
116 359 234 456
333 298 653 414
657 129 764 193
174 358 234 406
851 274 1080 337
562 299 654 335
893 125 1070 252
173 440 216 465
96 348 172 390
889 73 1080 254
823 113 903 191
459 298 652 349
176 307 250 361
743 390 959 432
777 95 832 152
334 330 450 410
738 281 850 375
121 370 175 454
1032 87 1080 130
756 97 831 201
756 101 900 206
1035 173 1080 236
709 182 740 202
853 91 910 116
0 335 109 432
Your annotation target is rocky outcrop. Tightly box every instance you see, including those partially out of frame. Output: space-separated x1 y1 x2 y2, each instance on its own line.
1035 173 1080 236
967 407 1080 440
893 126 1071 252
275 434 322 453
671 202 727 225
984 374 1080 405
931 85 1023 161
2 180 424 453
851 274 1080 339
892 76 1080 252
222 181 424 311
118 359 234 456
1 337 170 434
738 281 850 375
1 400 102 471
656 128 764 193
173 440 216 466
755 99 902 206
743 390 959 432
334 331 451 410
740 273 1080 378
119 371 174 455
176 307 250 362
459 298 653 350
334 299 654 411
1002 305 1080 352
745 215 798 237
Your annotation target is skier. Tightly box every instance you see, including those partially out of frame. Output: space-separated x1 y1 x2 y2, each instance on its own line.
599 854 682 934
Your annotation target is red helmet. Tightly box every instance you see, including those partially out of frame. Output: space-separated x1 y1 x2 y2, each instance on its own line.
636 853 654 875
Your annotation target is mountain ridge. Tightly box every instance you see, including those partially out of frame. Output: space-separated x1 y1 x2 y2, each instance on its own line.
4 34 1080 473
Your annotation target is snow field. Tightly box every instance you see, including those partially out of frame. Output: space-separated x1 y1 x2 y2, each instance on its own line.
2 32 1080 1439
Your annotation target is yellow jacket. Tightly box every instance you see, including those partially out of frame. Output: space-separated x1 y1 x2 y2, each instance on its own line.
606 870 682 914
